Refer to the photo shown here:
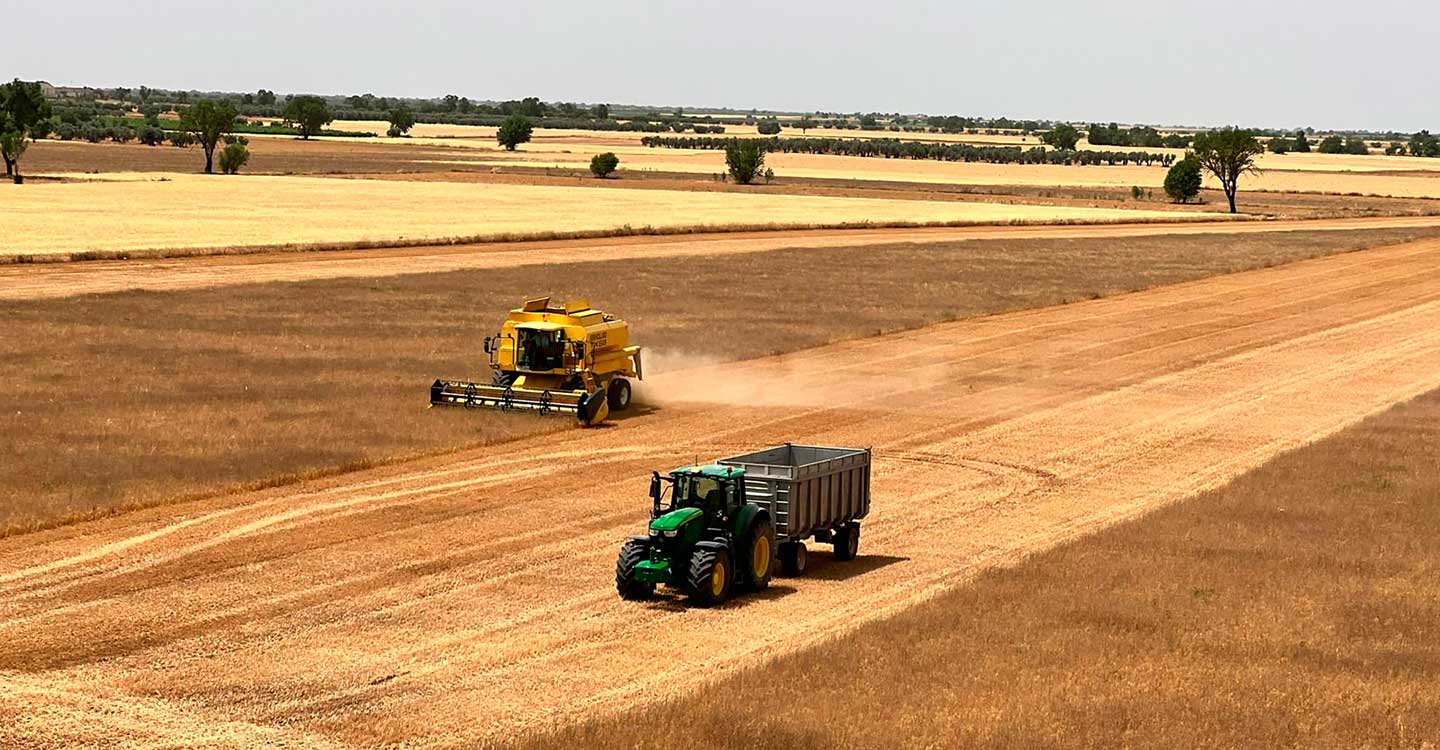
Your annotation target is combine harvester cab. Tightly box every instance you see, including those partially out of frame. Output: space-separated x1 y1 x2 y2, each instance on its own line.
616 443 871 606
431 297 643 427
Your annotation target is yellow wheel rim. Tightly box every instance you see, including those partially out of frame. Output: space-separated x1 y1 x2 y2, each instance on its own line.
753 536 771 578
711 561 727 596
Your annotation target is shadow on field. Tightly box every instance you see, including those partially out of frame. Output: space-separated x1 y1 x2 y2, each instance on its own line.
800 553 908 582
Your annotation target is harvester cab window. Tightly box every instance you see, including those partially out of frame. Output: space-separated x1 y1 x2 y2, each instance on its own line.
517 328 565 372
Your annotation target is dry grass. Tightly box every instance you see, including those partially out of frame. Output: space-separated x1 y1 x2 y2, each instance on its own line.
0 174 1213 259
499 387 1440 750
4 226 1440 534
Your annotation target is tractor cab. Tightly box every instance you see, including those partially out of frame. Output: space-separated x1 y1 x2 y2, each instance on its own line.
650 465 746 525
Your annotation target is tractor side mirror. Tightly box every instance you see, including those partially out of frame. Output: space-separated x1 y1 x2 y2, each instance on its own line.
483 336 492 354
649 473 661 501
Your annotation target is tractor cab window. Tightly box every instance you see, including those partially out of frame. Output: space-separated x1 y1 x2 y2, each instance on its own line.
516 328 565 371
675 475 728 518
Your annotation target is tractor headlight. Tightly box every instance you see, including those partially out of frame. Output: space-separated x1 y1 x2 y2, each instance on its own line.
663 529 678 538
649 529 660 537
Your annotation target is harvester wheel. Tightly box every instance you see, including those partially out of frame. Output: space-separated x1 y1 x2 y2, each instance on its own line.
491 370 516 387
615 540 654 601
686 547 733 607
607 378 632 411
740 517 776 591
779 541 808 577
832 522 860 562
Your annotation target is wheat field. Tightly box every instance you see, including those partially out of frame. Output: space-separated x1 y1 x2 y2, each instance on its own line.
0 174 1217 257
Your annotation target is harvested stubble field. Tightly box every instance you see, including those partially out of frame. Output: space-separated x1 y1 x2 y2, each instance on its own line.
0 174 1212 259
4 236 1440 749
3 226 1440 534
506 387 1440 750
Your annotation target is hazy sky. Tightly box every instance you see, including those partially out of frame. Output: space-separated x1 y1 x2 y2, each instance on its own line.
6 0 1435 131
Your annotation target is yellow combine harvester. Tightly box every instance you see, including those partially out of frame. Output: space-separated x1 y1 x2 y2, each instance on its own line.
430 297 643 426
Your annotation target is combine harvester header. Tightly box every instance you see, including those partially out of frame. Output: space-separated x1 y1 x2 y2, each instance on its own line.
431 297 643 426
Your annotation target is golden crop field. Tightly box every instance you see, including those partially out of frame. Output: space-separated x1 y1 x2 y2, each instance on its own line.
0 174 1218 258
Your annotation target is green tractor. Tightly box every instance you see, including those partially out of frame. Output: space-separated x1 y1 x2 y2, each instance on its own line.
615 464 776 606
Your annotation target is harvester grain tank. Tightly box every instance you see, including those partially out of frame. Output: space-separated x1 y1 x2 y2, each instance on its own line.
616 444 872 606
430 297 642 426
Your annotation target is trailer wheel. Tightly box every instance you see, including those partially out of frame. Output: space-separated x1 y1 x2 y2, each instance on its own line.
615 540 654 601
607 378 632 411
779 541 808 577
686 547 733 607
740 517 776 591
833 522 860 562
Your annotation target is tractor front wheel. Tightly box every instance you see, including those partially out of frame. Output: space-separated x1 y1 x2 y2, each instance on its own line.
740 517 776 591
779 541 808 577
615 540 654 601
607 378 632 411
832 522 860 562
686 547 733 607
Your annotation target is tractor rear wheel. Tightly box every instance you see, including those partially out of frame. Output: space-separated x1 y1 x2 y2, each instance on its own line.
740 517 776 591
832 522 860 562
615 540 654 601
686 547 733 607
779 541 808 577
607 378 632 411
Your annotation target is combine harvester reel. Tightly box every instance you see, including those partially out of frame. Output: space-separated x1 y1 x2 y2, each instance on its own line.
430 296 641 427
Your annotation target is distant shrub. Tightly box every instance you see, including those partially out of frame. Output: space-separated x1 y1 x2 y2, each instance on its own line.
757 118 782 135
81 123 105 143
169 130 195 148
218 142 250 174
589 152 619 178
725 139 767 184
110 126 135 144
55 123 79 141
1164 157 1202 203
138 125 166 146
496 115 533 150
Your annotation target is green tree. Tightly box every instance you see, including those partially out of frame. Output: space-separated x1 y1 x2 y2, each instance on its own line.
179 99 237 174
387 106 416 137
725 139 767 184
797 115 815 133
756 118 781 135
1292 130 1311 152
1191 128 1263 213
0 79 53 183
1041 123 1081 151
218 142 251 174
591 103 610 119
1267 135 1291 154
138 125 166 146
255 89 277 106
283 95 333 140
1163 157 1203 203
1408 130 1438 158
1316 135 1345 154
590 152 619 178
496 115 533 150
